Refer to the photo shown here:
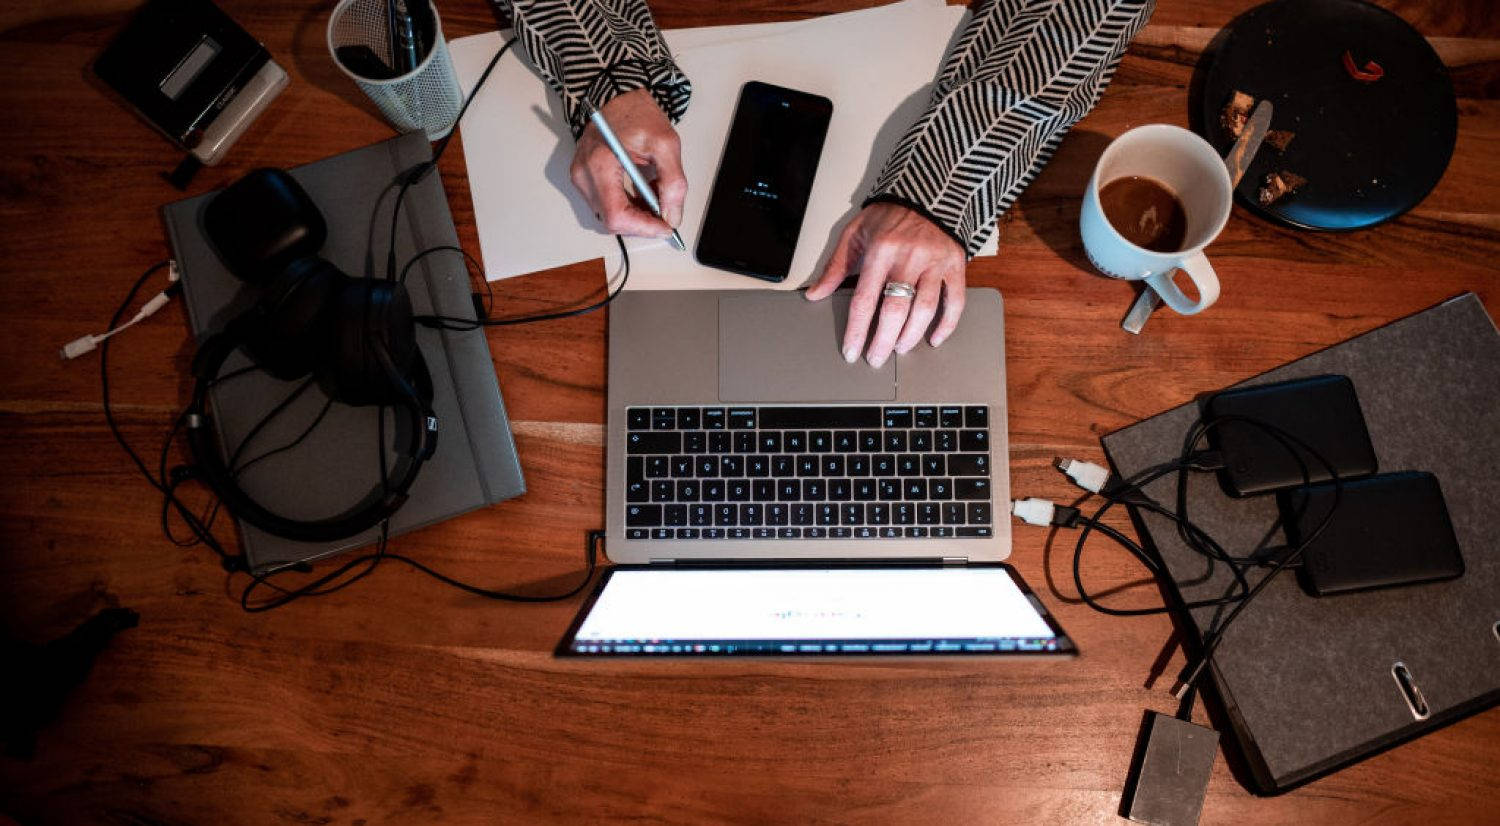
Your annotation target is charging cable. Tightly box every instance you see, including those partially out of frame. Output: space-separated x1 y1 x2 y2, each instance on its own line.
62 260 180 359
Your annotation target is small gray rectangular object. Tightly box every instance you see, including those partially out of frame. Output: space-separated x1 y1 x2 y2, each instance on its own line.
1126 712 1219 826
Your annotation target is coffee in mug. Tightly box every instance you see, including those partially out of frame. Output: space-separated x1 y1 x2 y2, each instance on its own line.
1099 176 1186 253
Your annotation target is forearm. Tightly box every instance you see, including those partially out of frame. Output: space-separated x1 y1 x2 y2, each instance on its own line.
491 0 692 136
869 0 1155 256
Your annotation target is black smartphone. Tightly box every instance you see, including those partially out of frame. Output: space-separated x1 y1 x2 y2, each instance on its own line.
696 81 833 282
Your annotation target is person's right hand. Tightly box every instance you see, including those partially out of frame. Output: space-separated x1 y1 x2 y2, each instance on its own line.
570 88 687 240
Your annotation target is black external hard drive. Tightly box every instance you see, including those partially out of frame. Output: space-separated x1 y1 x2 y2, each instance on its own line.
1204 374 1378 497
1279 471 1464 596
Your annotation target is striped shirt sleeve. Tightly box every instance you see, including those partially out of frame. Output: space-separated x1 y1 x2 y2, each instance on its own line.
491 0 692 137
868 0 1155 257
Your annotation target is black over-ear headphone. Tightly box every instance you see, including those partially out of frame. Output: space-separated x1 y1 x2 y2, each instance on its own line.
184 168 438 543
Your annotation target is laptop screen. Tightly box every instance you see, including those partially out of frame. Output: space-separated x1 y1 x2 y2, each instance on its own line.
556 565 1074 657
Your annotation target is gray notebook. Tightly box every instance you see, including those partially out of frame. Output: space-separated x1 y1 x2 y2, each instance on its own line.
163 132 525 573
1101 293 1499 794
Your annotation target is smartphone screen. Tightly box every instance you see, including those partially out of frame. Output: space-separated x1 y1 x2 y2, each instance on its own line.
696 82 833 282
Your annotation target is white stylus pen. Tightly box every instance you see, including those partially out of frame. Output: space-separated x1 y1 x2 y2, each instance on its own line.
583 102 687 251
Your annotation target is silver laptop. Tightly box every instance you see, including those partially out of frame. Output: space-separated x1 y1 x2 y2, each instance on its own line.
605 288 1011 564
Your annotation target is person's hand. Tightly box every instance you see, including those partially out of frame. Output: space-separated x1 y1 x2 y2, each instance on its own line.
570 88 686 240
805 203 967 367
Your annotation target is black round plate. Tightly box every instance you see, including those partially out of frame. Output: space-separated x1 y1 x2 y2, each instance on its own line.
1200 0 1457 231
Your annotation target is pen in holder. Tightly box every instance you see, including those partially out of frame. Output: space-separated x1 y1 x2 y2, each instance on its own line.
327 0 462 140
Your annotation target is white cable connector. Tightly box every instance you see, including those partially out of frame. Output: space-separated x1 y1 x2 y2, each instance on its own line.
60 263 179 360
1057 458 1110 493
1011 497 1057 527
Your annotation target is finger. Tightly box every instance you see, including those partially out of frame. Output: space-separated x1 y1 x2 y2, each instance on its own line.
863 258 920 369
646 133 687 228
840 242 898 363
929 265 968 347
806 219 862 301
894 267 943 354
589 156 672 238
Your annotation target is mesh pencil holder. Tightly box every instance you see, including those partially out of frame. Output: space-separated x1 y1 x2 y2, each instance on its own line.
327 0 463 140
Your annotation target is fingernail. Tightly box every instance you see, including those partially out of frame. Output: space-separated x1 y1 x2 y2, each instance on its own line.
930 334 946 348
895 342 913 355
843 347 858 363
867 353 886 368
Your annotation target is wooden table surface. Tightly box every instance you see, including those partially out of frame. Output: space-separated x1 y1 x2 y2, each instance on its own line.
2 0 1496 822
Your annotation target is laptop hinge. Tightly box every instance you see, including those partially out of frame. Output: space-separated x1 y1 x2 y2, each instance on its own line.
942 556 968 565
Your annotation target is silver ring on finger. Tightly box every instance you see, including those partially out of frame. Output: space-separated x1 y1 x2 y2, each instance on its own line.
882 281 916 300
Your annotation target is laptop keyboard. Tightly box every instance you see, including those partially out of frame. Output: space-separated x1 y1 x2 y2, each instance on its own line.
623 405 994 541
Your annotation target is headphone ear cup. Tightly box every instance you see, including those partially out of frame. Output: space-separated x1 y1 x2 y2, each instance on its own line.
247 257 343 380
325 278 416 407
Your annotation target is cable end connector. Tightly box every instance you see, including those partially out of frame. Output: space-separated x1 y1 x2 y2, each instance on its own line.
61 334 101 360
1056 457 1111 493
1011 498 1082 528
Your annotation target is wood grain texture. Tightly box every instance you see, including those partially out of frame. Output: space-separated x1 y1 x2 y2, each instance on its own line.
1 0 1496 823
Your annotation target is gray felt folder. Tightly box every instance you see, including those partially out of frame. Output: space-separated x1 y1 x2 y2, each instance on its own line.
1102 294 1499 794
163 132 525 573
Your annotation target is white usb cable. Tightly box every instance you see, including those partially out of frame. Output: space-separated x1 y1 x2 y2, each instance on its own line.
61 261 180 359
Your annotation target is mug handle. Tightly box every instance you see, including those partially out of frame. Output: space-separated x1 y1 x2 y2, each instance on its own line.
1146 252 1220 315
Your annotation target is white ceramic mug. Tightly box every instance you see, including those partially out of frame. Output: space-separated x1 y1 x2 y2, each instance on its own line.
1080 124 1232 315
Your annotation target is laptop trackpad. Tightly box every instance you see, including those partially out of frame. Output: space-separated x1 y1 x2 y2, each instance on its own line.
718 292 895 402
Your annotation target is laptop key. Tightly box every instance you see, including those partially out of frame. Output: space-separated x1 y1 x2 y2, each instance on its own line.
853 479 877 501
703 408 726 429
627 479 649 502
929 479 953 500
652 408 676 430
727 480 750 501
817 504 837 525
884 431 907 452
784 431 807 452
854 526 877 539
894 503 915 524
753 528 775 539
878 479 901 500
910 430 933 451
880 527 902 538
759 432 782 453
709 432 732 453
626 505 661 526
767 503 789 525
715 504 737 526
665 505 687 527
943 502 966 524
939 406 963 428
677 408 700 430
965 406 989 428
746 456 770 477
922 456 945 475
652 528 673 539
683 431 706 453
809 431 832 452
859 430 882 451
677 481 699 501
772 455 795 477
834 431 857 452
935 430 957 452
828 479 852 501
740 504 763 526
690 504 711 526
760 406 881 428
778 480 800 500
873 455 896 476
948 454 989 476
883 407 912 428
905 526 929 538
792 504 814 525
721 456 744 476
803 479 826 501
904 480 926 500
696 456 719 477
913 407 937 428
932 526 954 537
958 527 993 537
955 478 990 500
703 528 725 539
848 455 871 476
627 529 649 539
959 430 989 451
652 481 674 502
728 528 751 539
778 527 800 538
627 408 650 430
967 503 992 525
734 432 757 453
646 457 669 478
830 527 853 538
753 480 776 501
702 480 725 501
797 456 819 476
728 408 756 429
676 528 700 539
671 457 694 477
868 503 890 525
842 504 863 525
897 455 920 476
805 527 827 538
628 432 681 454
919 503 940 524
821 455 845 476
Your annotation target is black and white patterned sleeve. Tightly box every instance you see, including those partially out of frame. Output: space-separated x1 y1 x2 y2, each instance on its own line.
868 0 1155 257
490 0 692 137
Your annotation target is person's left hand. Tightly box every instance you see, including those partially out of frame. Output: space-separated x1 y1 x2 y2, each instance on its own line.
804 202 967 367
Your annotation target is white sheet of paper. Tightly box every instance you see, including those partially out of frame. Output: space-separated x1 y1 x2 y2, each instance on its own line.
449 0 994 286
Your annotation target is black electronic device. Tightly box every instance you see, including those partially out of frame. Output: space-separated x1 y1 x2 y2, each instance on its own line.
1122 712 1219 826
93 0 287 166
1280 471 1464 596
1204 374 1378 497
696 81 833 282
184 168 438 544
